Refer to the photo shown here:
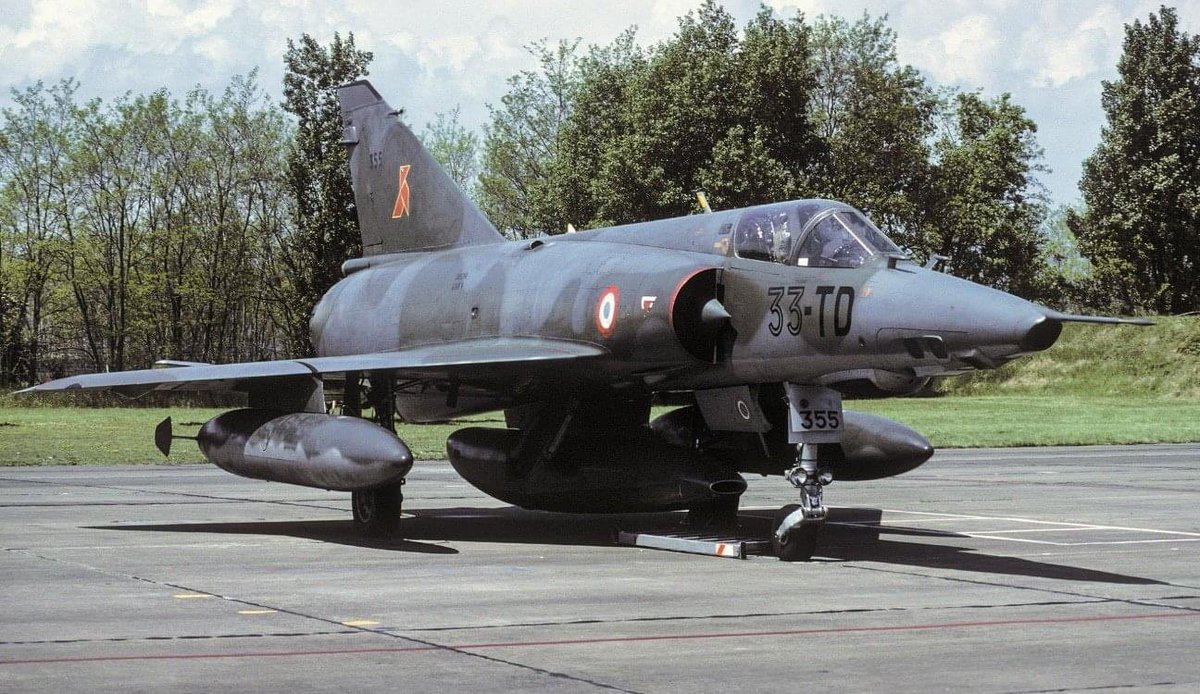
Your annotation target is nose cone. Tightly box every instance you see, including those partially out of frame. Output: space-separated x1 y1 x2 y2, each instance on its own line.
866 268 1057 357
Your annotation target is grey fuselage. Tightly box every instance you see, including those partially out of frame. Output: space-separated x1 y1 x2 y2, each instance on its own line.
311 201 1053 421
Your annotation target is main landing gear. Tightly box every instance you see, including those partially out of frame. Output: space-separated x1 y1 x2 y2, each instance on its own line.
352 481 404 537
345 371 406 538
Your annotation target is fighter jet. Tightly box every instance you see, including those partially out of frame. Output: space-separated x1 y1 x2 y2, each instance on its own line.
19 81 1149 560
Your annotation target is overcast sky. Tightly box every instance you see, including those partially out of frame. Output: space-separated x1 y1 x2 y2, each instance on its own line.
3 0 1197 208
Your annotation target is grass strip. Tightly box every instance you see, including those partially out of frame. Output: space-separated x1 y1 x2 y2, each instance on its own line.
1 395 1197 467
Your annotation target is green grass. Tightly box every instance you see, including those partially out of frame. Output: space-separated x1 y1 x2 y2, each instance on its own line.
0 406 227 466
852 395 1200 448
1 395 1197 467
0 406 499 466
850 315 1200 447
939 316 1200 398
2 316 1196 465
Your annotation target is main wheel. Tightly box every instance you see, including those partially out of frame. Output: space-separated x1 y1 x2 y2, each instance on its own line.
352 482 403 537
772 504 821 562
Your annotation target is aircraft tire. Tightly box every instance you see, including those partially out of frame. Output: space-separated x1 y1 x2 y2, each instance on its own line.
772 504 820 562
352 482 403 537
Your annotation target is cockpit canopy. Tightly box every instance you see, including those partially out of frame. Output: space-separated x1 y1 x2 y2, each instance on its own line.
733 200 901 268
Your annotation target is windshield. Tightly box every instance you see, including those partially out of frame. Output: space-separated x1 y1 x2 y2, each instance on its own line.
733 205 794 263
792 209 900 268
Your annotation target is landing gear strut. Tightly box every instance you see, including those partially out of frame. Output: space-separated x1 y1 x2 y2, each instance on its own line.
773 383 842 562
352 481 404 537
773 443 834 561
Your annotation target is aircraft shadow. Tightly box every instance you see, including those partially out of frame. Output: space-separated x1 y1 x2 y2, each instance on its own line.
93 506 1163 585
749 507 1164 586
89 519 461 554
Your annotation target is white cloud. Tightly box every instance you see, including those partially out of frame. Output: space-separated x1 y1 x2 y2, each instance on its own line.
1016 3 1125 88
193 35 234 65
902 13 1001 86
146 0 235 31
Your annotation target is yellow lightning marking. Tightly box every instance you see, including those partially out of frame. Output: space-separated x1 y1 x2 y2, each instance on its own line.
238 609 277 615
341 620 380 627
173 593 212 599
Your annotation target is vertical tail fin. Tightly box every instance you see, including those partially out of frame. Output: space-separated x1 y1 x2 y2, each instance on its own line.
336 80 503 255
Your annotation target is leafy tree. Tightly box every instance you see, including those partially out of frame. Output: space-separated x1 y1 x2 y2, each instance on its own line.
546 2 820 226
0 80 79 384
610 0 741 221
280 32 372 355
809 14 937 245
688 6 825 211
422 107 479 194
476 3 1049 297
66 92 162 373
1037 205 1094 310
0 74 295 385
696 124 796 209
478 39 582 236
144 74 292 365
733 7 823 192
544 31 643 230
924 92 1048 295
1072 6 1200 313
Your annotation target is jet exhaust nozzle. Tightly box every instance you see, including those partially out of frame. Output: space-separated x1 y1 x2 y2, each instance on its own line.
708 478 749 496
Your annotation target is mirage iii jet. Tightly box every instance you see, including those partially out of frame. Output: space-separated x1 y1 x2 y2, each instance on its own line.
20 80 1148 561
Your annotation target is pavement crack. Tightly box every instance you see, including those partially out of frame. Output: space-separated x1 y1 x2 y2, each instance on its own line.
1001 681 1181 693
3 547 638 692
379 597 1115 635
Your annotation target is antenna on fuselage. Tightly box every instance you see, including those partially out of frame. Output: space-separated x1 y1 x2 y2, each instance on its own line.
695 190 713 214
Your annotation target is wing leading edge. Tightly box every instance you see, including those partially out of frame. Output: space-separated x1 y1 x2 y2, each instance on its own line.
16 338 608 398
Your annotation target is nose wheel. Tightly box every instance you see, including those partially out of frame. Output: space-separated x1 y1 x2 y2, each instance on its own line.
773 445 833 561
772 504 821 561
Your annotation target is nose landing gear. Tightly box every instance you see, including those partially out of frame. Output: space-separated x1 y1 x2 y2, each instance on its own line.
773 384 842 561
773 445 834 561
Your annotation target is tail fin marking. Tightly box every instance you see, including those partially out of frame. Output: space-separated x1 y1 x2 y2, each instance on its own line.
336 80 503 255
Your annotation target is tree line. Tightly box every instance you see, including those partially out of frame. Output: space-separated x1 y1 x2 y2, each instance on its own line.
477 5 1050 297
2 4 1196 388
0 35 373 387
0 75 292 385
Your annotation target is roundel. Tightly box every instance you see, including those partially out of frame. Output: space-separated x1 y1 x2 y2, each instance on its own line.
595 285 620 337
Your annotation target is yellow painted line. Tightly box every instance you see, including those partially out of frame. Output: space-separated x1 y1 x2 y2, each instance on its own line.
237 609 277 615
173 594 212 600
341 620 380 627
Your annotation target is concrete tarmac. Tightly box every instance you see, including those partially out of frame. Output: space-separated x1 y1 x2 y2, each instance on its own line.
1 444 1198 693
